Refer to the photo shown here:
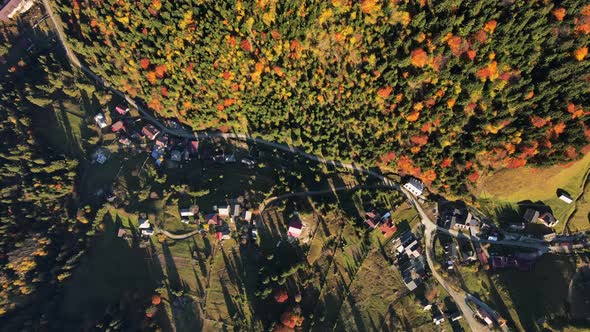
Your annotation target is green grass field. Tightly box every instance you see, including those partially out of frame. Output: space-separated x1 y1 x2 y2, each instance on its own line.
565 181 590 233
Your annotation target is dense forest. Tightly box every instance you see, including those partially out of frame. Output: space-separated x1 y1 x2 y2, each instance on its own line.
56 0 589 192
0 30 102 321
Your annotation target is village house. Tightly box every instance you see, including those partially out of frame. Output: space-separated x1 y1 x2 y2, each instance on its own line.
138 217 154 236
364 211 381 229
188 140 199 155
559 193 573 204
111 121 126 133
206 213 219 225
438 201 472 231
403 177 424 196
171 150 182 162
539 211 559 227
0 0 34 21
287 216 304 238
393 231 426 290
523 208 540 224
218 205 230 218
523 208 559 228
179 206 197 218
241 210 253 222
378 212 397 238
94 113 109 129
142 125 160 140
115 105 129 115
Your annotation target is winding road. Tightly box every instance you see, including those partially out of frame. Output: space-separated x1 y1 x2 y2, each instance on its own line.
42 3 588 331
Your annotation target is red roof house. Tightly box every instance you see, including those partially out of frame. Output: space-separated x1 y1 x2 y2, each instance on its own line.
206 214 219 225
111 121 126 132
115 105 129 115
142 125 160 140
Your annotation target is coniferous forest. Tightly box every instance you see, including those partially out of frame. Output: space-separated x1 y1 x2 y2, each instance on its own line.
55 0 590 192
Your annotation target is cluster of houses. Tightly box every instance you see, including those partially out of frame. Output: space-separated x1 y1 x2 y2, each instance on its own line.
392 231 427 291
437 201 475 232
180 200 255 242
364 210 397 237
94 104 206 167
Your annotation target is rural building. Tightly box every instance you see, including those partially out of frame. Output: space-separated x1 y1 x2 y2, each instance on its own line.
523 208 540 224
115 105 129 115
364 211 381 229
477 308 494 326
218 205 230 217
180 207 196 217
142 125 160 140
378 214 397 238
231 204 241 218
242 210 253 222
118 137 131 146
403 177 424 196
138 218 151 230
171 150 182 162
450 312 463 321
509 221 525 231
393 231 426 290
94 113 108 128
559 193 573 204
287 217 303 238
206 213 219 225
111 121 126 133
490 255 532 271
539 211 559 227
438 201 472 231
0 0 34 21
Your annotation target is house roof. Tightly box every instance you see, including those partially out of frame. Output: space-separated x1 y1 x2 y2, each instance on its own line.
115 105 129 114
138 219 151 229
289 217 303 230
171 150 182 161
539 212 557 225
523 209 540 223
111 121 126 132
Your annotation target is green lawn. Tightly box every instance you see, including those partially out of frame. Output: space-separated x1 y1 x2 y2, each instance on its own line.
564 181 590 233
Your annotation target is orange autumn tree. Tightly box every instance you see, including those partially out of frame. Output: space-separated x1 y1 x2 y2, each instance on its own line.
410 48 428 67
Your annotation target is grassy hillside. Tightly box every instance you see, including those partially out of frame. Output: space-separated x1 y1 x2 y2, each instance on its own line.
476 153 590 232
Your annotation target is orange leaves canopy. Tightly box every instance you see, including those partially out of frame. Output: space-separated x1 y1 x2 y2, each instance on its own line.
360 0 378 14
146 71 157 84
155 64 166 78
377 86 393 98
530 115 549 128
410 134 429 146
483 20 497 33
476 61 498 81
553 7 566 21
573 47 588 61
410 48 428 67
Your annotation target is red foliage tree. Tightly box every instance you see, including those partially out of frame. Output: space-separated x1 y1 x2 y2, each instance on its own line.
140 58 150 70
274 289 289 303
151 294 161 305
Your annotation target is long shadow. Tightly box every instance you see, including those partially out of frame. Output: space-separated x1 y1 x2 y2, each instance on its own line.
160 241 186 330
